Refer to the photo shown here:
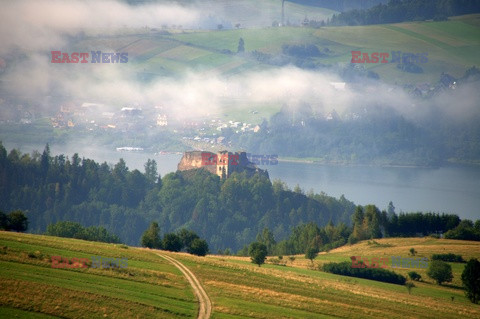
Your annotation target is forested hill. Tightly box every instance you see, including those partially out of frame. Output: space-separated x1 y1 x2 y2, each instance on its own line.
0 142 356 251
329 0 480 26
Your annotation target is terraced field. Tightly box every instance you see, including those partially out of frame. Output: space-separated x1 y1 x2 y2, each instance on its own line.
70 14 480 86
1 232 479 318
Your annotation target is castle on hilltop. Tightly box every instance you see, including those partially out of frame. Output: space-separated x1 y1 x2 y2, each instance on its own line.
177 150 269 179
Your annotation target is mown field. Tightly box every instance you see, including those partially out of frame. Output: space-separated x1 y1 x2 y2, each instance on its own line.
1 232 479 318
176 237 480 318
0 231 196 319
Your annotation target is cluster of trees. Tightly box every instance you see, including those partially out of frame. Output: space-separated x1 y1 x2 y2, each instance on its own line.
323 261 407 285
245 221 351 257
348 204 463 243
431 253 465 263
444 220 480 241
0 210 28 232
322 256 480 304
240 202 474 260
281 44 324 58
289 0 385 12
328 0 480 26
141 222 209 256
240 201 479 266
0 142 356 252
397 61 423 73
45 221 121 243
247 48 325 70
1 142 477 257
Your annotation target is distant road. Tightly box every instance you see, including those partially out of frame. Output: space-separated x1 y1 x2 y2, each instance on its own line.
155 252 212 319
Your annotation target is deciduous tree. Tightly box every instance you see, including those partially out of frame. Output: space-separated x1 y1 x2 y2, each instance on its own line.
249 242 267 267
427 260 453 285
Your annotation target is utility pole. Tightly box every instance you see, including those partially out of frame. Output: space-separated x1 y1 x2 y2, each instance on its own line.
282 0 285 26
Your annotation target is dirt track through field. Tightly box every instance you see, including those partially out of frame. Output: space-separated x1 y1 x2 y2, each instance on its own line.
156 252 211 319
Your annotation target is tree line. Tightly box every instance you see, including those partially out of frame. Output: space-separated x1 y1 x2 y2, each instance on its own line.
328 0 480 26
243 202 478 257
45 221 121 243
1 142 477 254
0 142 355 252
141 223 209 256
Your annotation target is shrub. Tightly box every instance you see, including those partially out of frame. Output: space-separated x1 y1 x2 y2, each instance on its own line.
405 282 415 294
269 258 280 265
427 260 453 285
431 253 465 263
323 261 406 285
305 247 318 263
162 233 183 252
187 238 209 256
408 271 422 281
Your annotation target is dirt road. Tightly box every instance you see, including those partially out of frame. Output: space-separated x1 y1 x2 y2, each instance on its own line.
156 252 212 319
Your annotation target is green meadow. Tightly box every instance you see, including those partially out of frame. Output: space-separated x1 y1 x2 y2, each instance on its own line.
0 231 196 318
72 14 480 84
1 232 479 318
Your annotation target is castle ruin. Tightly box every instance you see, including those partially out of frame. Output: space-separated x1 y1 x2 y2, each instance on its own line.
177 150 269 179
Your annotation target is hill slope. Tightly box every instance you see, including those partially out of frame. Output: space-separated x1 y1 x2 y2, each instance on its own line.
1 232 479 318
72 14 480 84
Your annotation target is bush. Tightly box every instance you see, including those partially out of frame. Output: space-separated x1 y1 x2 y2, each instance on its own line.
427 260 453 285
305 247 318 263
323 261 406 285
431 253 465 263
187 238 209 256
162 233 183 252
408 271 422 281
6 210 28 232
405 282 415 294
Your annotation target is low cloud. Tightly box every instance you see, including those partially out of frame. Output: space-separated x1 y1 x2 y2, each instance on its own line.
1 0 479 125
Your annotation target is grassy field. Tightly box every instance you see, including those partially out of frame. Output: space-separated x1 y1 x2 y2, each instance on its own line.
71 14 480 83
1 232 479 318
0 231 196 319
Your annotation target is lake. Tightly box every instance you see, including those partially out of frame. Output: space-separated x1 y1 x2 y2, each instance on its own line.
6 142 480 221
